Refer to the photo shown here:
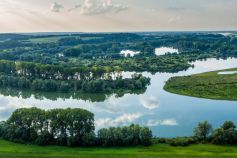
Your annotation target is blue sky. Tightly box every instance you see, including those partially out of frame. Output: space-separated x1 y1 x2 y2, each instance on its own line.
0 0 236 32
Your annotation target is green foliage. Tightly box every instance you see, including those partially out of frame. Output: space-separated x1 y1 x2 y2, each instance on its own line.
169 137 196 147
0 108 95 147
153 137 196 147
153 121 237 147
0 86 146 102
0 33 236 94
164 68 237 100
97 124 152 147
192 121 237 145
0 60 150 93
62 48 82 57
0 108 153 147
194 121 213 142
0 73 150 93
1 33 236 74
1 108 237 148
211 121 237 145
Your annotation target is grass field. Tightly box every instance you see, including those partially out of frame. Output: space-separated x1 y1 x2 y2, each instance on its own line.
164 68 237 101
0 140 237 158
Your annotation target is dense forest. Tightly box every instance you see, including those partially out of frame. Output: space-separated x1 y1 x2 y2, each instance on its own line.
0 72 150 93
0 32 236 93
0 32 236 72
0 108 152 147
0 60 150 93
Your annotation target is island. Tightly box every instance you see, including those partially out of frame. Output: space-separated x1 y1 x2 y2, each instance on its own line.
164 68 237 100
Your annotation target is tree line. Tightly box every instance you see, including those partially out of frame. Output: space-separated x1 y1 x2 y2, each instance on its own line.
0 108 236 147
2 33 237 74
0 87 145 102
194 121 237 145
0 108 152 147
0 73 150 93
0 59 151 93
0 60 123 81
155 121 237 146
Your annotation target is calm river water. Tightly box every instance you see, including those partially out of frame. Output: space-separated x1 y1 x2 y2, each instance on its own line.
0 58 237 137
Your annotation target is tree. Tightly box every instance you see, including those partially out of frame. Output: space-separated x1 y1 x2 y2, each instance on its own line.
194 121 212 142
1 108 95 147
222 121 236 130
62 48 82 57
97 124 152 147
212 121 237 145
140 127 152 146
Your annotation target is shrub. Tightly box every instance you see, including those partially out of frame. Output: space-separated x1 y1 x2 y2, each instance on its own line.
170 137 196 147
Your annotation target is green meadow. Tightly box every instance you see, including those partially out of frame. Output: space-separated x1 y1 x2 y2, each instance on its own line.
164 68 237 101
0 140 237 158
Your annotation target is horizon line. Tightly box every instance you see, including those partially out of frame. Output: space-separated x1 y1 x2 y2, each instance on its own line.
1 30 237 34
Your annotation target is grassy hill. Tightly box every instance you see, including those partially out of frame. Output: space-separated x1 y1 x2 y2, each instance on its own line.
164 68 237 101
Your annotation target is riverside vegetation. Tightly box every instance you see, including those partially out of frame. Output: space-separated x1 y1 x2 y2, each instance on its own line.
0 108 152 147
164 68 237 100
0 108 237 157
0 32 237 157
1 108 237 147
0 33 236 72
0 32 236 95
0 60 150 93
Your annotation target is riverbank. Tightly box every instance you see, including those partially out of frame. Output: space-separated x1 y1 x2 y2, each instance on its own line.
164 68 237 101
0 139 237 158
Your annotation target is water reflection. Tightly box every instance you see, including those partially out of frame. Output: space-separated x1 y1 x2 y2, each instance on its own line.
155 47 179 56
218 71 237 75
120 50 141 57
0 58 236 137
140 95 159 110
0 88 146 102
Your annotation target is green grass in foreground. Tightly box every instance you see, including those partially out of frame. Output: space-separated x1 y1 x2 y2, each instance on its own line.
0 140 237 158
164 68 237 101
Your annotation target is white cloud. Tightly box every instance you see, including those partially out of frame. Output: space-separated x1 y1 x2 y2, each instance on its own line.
77 0 128 15
50 2 64 12
191 58 237 70
147 119 178 127
160 119 178 126
96 113 143 128
140 96 159 110
147 120 160 127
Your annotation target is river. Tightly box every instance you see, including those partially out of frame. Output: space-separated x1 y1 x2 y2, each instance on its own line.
0 58 237 137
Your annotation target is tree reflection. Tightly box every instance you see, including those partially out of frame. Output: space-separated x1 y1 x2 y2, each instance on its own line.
0 88 146 102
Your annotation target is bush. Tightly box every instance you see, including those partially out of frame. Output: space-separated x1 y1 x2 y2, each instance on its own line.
169 137 196 147
97 124 152 147
211 121 237 145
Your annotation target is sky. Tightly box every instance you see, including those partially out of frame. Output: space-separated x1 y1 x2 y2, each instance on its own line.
0 0 236 32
